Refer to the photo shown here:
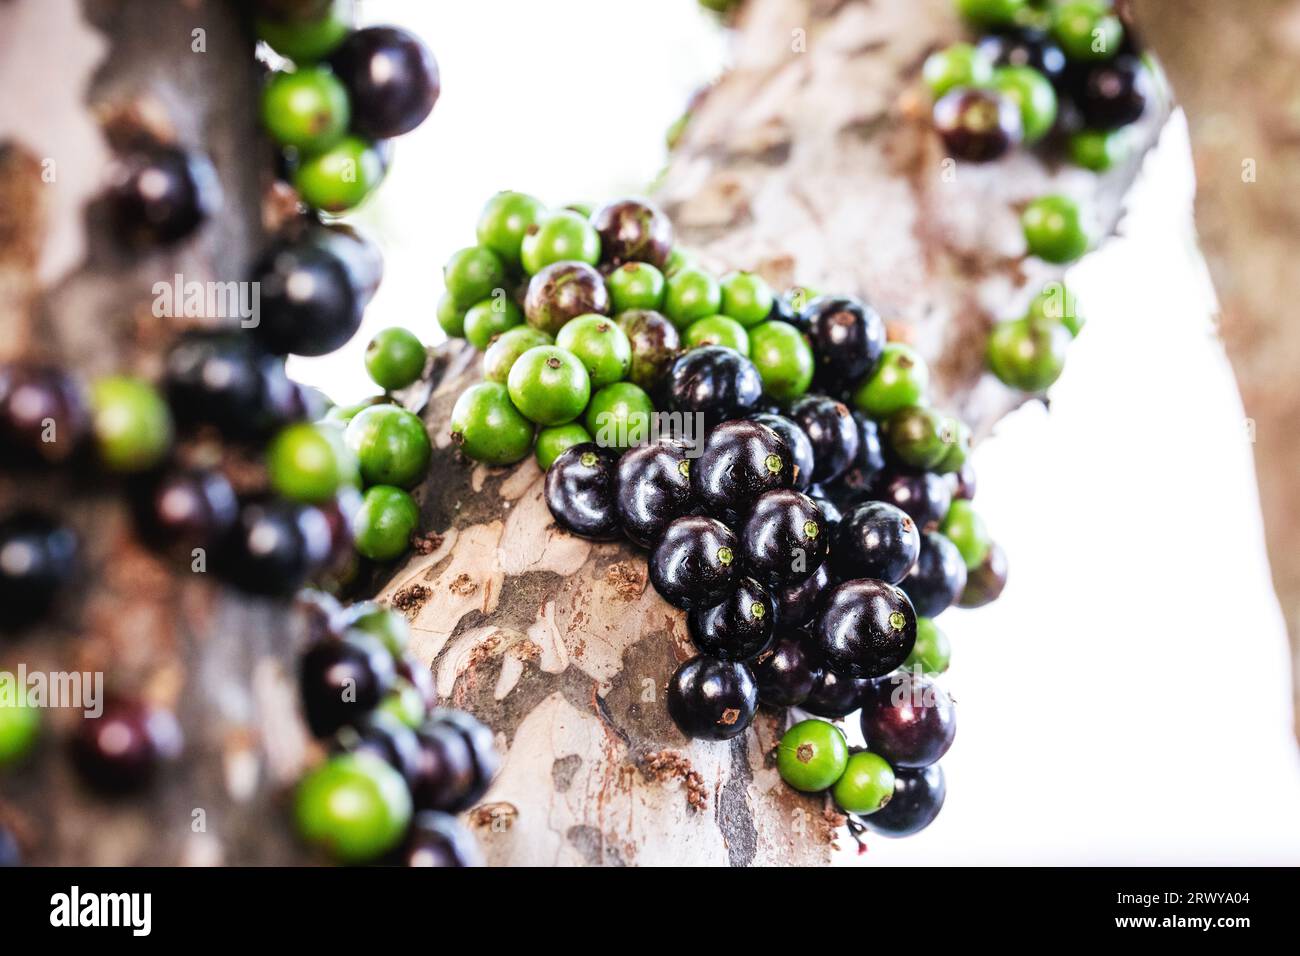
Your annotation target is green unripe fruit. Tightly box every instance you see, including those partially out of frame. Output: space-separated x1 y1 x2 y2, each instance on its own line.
663 266 722 330
831 751 896 815
584 382 654 454
987 316 1071 391
905 617 952 675
379 682 426 729
365 327 427 391
436 291 466 339
341 602 410 657
934 416 971 475
89 375 172 473
344 404 432 488
684 315 749 355
256 0 353 62
1027 282 1084 337
941 499 992 570
852 343 930 419
664 247 695 277
1052 0 1123 62
1069 128 1128 172
606 262 666 313
1021 194 1090 264
991 65 1057 143
293 135 385 213
507 346 591 426
449 382 534 466
476 191 546 268
351 485 420 561
556 314 633 389
923 42 995 98
535 422 593 471
261 67 350 153
886 405 949 470
268 422 355 503
483 326 553 384
719 271 774 328
747 320 815 401
444 246 508 310
294 753 412 864
520 211 601 275
463 297 524 352
777 719 849 792
954 0 1026 26
0 676 40 768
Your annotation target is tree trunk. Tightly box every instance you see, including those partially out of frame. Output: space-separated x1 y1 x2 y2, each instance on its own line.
1131 0 1300 740
376 0 1167 866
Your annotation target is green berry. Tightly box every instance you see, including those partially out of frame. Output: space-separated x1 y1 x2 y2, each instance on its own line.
344 404 432 488
483 326 553 384
436 291 466 338
256 0 353 62
1027 282 1084 337
886 405 948 470
934 415 971 475
584 382 654 454
606 262 666 313
852 343 930 419
535 422 593 471
1021 194 1090 263
684 315 749 355
351 485 420 561
507 346 590 426
1052 0 1123 62
322 395 388 428
261 67 349 153
923 43 995 98
89 375 172 473
777 719 849 792
831 751 896 815
747 320 815 401
268 422 355 503
991 66 1057 143
293 135 385 213
563 200 595 218
365 327 427 391
719 271 774 328
0 675 40 768
520 211 600 275
941 499 991 570
905 617 952 675
463 296 524 352
987 316 1071 391
556 314 633 389
954 0 1027 26
379 682 426 728
664 246 695 277
444 246 508 310
294 752 412 864
663 266 722 330
476 191 546 269
449 382 534 466
340 602 410 657
1069 128 1128 172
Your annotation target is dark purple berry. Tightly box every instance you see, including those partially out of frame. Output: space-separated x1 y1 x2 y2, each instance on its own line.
215 497 331 596
0 363 88 466
958 540 1008 608
739 488 828 586
402 811 482 867
862 764 945 837
427 709 499 810
774 562 834 629
107 145 219 247
544 443 620 540
1078 55 1148 130
687 576 774 661
802 666 871 719
329 27 440 139
0 511 78 632
335 710 422 786
649 516 740 610
873 470 952 532
933 87 1023 162
859 671 955 769
753 632 818 707
163 333 287 439
299 631 397 738
803 296 885 387
666 655 757 741
788 395 858 485
252 240 362 357
747 412 814 491
813 578 917 679
71 697 182 794
130 467 238 561
832 501 920 584
949 461 977 502
590 198 673 269
666 346 763 432
900 531 967 618
411 719 477 812
615 439 694 547
977 28 1067 83
692 419 793 521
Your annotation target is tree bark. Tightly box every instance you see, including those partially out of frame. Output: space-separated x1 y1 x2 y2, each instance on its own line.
1131 0 1300 740
377 0 1167 866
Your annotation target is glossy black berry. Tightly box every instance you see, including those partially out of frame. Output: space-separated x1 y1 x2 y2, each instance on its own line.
813 578 917 678
687 577 774 661
108 145 219 247
774 561 834 629
544 443 620 541
900 531 967 618
164 333 276 439
788 395 858 485
666 655 758 741
252 240 362 357
130 466 239 563
802 666 870 719
859 671 955 768
666 346 763 431
335 710 422 786
71 697 182 794
861 764 946 837
615 439 694 547
959 540 1008 608
402 811 482 867
0 363 88 466
329 27 440 139
411 719 477 812
215 497 330 596
300 631 397 738
1078 55 1148 130
739 488 828 586
317 221 384 305
747 412 814 491
832 501 920 584
590 198 674 269
803 296 885 388
753 632 818 707
977 27 1067 83
427 709 499 810
692 420 793 521
873 470 952 532
0 511 78 632
649 516 740 610
933 87 1022 162
949 461 977 502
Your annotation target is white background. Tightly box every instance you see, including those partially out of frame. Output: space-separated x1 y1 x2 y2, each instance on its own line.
292 0 1300 865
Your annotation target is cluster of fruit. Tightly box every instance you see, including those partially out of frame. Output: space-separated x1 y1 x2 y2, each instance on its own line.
292 593 495 866
930 0 1150 176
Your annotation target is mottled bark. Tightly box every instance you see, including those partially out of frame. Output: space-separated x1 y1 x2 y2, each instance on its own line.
1132 0 1300 739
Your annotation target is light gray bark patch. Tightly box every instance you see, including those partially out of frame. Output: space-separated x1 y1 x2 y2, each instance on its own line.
566 825 627 866
718 737 759 868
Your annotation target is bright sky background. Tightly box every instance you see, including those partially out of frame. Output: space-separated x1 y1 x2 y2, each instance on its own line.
292 0 1300 865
